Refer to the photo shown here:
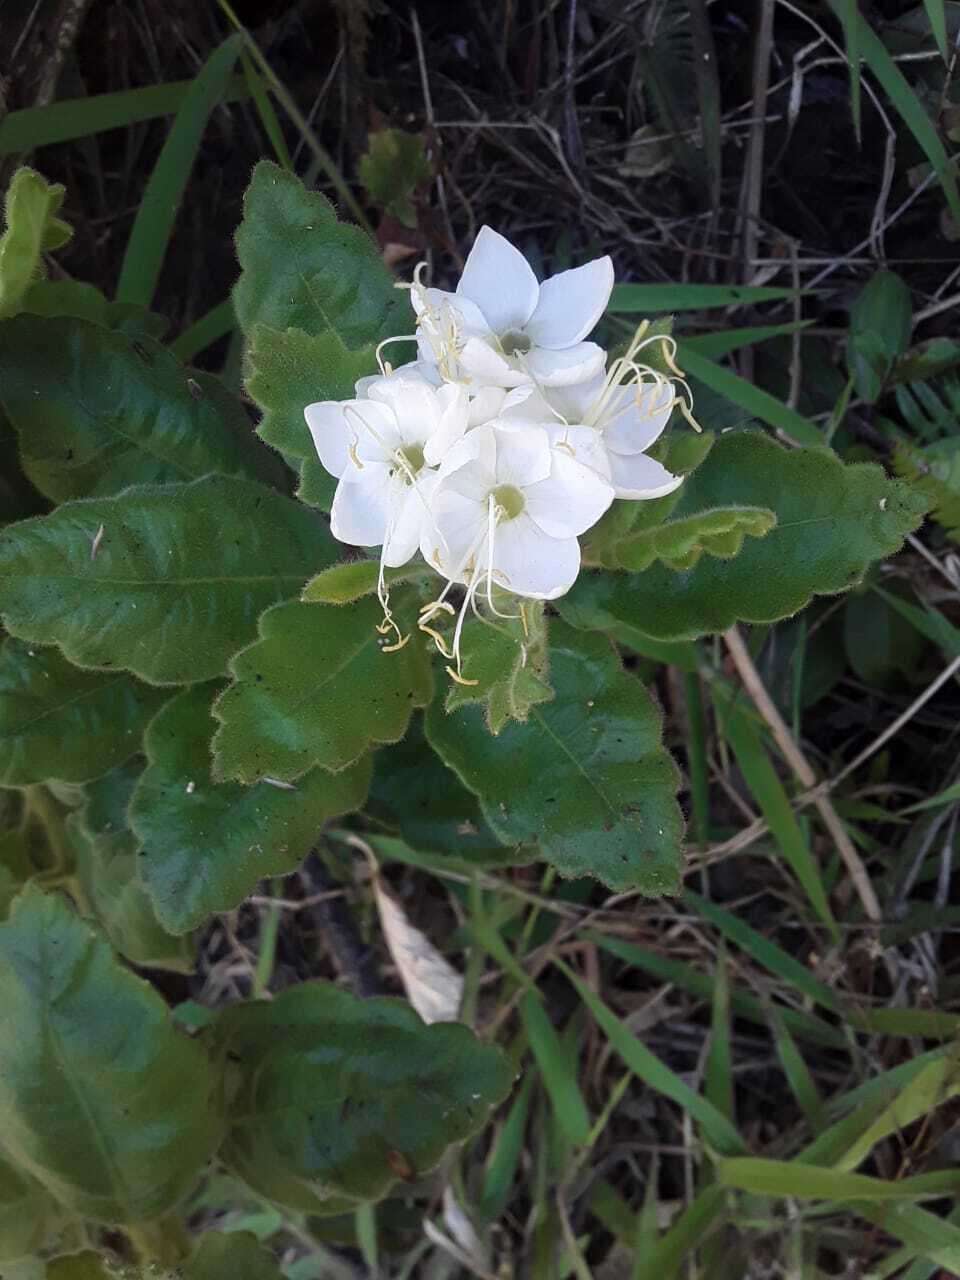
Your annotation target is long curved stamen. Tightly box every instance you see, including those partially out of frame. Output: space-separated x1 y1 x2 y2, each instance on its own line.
375 334 418 376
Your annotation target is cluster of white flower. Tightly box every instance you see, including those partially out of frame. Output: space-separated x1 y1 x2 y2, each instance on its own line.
304 227 695 681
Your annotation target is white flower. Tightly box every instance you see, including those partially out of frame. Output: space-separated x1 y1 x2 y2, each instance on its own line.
418 423 613 677
411 226 614 389
304 374 469 644
500 323 695 498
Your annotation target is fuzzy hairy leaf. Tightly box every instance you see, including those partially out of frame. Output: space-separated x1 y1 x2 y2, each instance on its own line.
214 982 513 1211
0 315 273 501
426 622 683 893
0 168 72 320
892 438 960 540
71 763 193 972
20 279 168 340
212 596 433 784
186 1232 283 1280
0 640 167 786
613 505 776 572
0 475 337 684
0 887 222 1222
301 559 428 604
559 431 928 642
359 128 430 227
444 604 553 735
131 684 370 934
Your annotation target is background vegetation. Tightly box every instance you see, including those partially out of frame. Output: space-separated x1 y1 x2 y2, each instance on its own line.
4 0 960 1275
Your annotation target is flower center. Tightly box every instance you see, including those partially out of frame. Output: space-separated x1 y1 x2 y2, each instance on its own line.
500 329 532 356
491 483 525 521
392 442 425 482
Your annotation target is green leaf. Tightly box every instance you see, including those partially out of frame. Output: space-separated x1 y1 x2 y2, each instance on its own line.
185 1231 283 1280
0 887 222 1222
612 505 776 572
608 283 796 312
244 325 376 511
0 315 275 501
211 597 433 784
847 270 913 402
678 344 824 446
234 161 406 343
71 764 193 972
892 437 960 540
717 1157 960 1202
843 585 927 686
116 36 243 308
301 559 428 605
425 622 683 893
131 684 370 934
0 168 72 320
445 605 553 735
359 128 430 227
370 715 515 866
214 982 513 1210
0 475 337 685
558 431 928 642
0 1154 61 1261
0 639 168 786
20 280 167 340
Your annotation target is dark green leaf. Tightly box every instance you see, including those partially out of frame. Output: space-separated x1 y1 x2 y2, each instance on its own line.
21 281 167 340
426 623 683 893
0 887 222 1222
359 129 430 228
847 270 912 403
0 475 337 684
212 597 433 784
0 639 167 786
844 585 928 686
0 316 274 501
214 982 513 1210
234 161 406 343
0 1154 61 1261
131 684 370 934
558 431 928 642
185 1231 283 1280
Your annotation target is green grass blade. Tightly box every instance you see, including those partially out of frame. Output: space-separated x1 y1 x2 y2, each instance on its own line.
555 960 746 1156
678 343 824 445
718 1158 960 1201
683 670 710 846
683 319 813 359
609 282 796 313
520 992 592 1147
711 690 839 938
771 1012 824 1129
684 889 839 1010
479 1074 532 1223
240 50 293 171
169 298 236 361
705 945 735 1124
631 1186 727 1280
116 35 242 306
825 0 960 224
837 0 863 142
855 1202 960 1271
924 0 949 60
0 79 247 155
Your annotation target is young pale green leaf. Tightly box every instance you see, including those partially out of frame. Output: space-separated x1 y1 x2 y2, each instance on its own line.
359 129 431 228
0 887 222 1223
71 763 193 972
302 559 428 605
131 684 370 934
185 1232 283 1280
613 505 776 572
234 160 407 343
0 316 275 501
425 622 683 893
0 640 168 786
0 475 336 685
370 715 514 866
0 168 72 320
214 982 513 1211
0 1154 61 1262
212 597 433 784
445 605 553 735
558 431 928 642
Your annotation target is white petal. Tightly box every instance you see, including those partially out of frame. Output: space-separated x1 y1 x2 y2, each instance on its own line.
383 472 439 567
492 515 581 599
330 472 390 547
523 449 613 538
458 336 527 386
355 360 438 398
493 425 552 488
467 384 509 427
345 399 403 466
456 226 539 333
542 424 612 481
429 486 486 579
413 287 490 337
304 402 353 478
367 378 441 445
497 385 554 424
525 256 614 348
607 451 683 500
423 384 470 465
525 341 606 387
604 382 675 455
434 425 497 498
